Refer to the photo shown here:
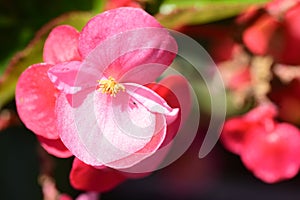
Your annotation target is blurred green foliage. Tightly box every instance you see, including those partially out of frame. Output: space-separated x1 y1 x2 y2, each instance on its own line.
157 0 269 28
0 0 94 75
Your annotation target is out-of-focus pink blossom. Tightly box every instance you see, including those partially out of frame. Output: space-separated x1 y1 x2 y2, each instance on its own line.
222 103 300 183
243 13 280 56
241 122 300 183
242 1 300 65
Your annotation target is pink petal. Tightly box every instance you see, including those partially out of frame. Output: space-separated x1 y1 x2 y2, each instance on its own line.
77 26 177 87
70 158 127 192
15 63 59 139
241 123 300 183
48 61 89 94
105 116 166 170
244 103 277 123
221 103 278 155
43 25 81 64
37 136 72 158
105 81 186 170
100 82 184 170
124 83 179 118
55 93 102 165
80 90 167 168
58 85 169 168
117 62 172 86
79 7 165 57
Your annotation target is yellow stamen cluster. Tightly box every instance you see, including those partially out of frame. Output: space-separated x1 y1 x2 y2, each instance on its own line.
97 76 125 97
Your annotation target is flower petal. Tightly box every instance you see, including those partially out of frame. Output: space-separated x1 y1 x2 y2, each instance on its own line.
243 14 280 55
124 83 179 118
76 27 177 88
221 117 251 155
56 93 102 165
61 85 168 168
15 63 59 139
79 7 164 57
119 78 190 173
48 61 84 94
43 25 81 64
70 158 127 192
104 116 166 170
241 123 300 183
37 136 72 158
147 75 191 147
155 75 192 124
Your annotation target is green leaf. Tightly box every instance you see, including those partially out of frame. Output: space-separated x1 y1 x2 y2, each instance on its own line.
156 0 269 29
92 0 107 14
0 11 93 109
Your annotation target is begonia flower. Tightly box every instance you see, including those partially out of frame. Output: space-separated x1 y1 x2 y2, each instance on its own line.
242 1 300 65
45 7 178 169
15 7 190 192
222 103 300 183
241 121 300 183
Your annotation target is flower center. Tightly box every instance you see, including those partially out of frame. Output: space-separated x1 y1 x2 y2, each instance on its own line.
97 76 125 97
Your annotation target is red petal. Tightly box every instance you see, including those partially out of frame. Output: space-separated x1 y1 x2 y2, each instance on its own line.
70 158 127 192
37 136 72 158
243 14 280 55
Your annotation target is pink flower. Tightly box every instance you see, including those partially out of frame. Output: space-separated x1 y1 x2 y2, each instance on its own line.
221 103 300 183
15 7 190 191
242 1 300 65
241 121 300 183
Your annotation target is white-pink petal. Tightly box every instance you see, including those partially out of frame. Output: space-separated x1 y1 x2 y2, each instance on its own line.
48 61 82 94
56 93 102 166
124 83 178 117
